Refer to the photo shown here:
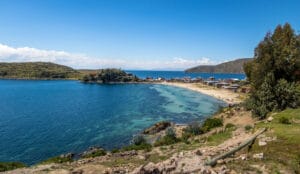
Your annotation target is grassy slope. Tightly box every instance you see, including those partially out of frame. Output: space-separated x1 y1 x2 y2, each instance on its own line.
0 62 82 79
228 108 300 173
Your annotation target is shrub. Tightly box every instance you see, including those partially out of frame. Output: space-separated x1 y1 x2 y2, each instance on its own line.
132 135 147 145
244 125 253 131
278 117 291 124
111 148 120 153
225 123 236 130
183 122 203 135
201 118 223 132
0 162 27 172
154 128 179 146
81 149 106 158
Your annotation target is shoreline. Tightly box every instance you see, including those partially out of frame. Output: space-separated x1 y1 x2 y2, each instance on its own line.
160 82 243 104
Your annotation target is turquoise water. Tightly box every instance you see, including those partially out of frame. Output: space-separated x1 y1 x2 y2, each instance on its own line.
0 80 225 164
127 70 246 80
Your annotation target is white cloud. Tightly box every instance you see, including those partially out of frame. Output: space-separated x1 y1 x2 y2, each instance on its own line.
0 43 217 70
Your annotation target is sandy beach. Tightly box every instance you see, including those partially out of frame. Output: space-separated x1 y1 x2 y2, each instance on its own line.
161 82 243 104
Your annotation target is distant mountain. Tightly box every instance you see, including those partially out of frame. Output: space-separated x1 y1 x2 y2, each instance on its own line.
0 62 81 79
185 58 253 74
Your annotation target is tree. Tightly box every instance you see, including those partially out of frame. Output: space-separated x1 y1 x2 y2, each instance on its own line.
244 23 300 118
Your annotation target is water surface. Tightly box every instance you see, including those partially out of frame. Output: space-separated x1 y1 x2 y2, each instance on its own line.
0 80 225 164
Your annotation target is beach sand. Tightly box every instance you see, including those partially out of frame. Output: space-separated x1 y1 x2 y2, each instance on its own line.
161 82 243 104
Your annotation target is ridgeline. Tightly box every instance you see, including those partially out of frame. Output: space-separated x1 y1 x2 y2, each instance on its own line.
0 62 81 79
185 58 253 74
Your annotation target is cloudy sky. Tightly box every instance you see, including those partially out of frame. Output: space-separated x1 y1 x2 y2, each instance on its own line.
0 0 299 70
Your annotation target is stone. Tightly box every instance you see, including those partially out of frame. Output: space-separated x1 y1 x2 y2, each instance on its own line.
195 150 203 156
258 140 267 146
217 159 225 164
253 153 264 159
267 116 274 122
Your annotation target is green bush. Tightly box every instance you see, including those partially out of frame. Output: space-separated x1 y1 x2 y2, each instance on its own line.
132 135 147 145
244 125 253 131
0 162 27 172
278 117 291 124
81 149 106 158
154 128 179 146
183 122 204 135
225 123 236 130
201 118 223 132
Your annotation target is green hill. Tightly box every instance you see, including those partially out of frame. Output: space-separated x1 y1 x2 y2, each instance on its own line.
0 62 81 79
82 68 139 83
185 58 253 74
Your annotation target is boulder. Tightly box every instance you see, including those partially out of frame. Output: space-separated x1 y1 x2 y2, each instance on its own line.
253 153 264 159
143 121 171 134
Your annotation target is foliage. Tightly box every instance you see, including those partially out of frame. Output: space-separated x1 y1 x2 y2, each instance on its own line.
201 118 223 132
132 135 147 145
154 128 179 146
39 156 73 164
0 62 81 79
244 23 300 118
0 162 27 172
278 116 291 124
244 125 253 131
225 123 236 130
81 149 107 158
82 68 139 83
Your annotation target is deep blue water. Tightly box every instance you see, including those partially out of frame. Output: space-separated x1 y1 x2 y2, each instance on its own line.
0 79 225 165
126 70 246 80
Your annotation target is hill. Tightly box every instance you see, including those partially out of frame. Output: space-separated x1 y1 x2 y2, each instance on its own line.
0 62 81 79
185 58 253 74
81 68 140 83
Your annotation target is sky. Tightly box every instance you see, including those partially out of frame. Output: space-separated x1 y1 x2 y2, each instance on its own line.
0 0 299 70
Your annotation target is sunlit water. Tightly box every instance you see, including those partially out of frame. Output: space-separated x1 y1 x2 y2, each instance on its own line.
0 80 225 164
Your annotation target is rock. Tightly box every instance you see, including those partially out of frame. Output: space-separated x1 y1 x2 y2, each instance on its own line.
143 121 171 134
200 168 211 174
60 152 74 159
195 150 202 156
217 159 225 164
258 140 267 146
267 116 274 122
113 150 137 157
81 146 105 157
253 153 264 159
71 169 83 174
138 155 146 160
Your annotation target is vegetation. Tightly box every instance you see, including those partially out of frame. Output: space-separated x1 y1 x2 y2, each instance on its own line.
244 23 300 118
0 162 27 172
121 135 152 152
154 128 179 146
278 116 291 124
229 108 300 173
185 58 253 73
0 62 81 79
39 155 73 164
201 118 223 132
81 149 107 158
81 68 139 83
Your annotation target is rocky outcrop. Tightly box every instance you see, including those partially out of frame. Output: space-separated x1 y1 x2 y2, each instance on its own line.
143 121 171 135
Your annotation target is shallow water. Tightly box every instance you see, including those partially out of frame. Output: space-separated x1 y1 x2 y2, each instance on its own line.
0 80 225 164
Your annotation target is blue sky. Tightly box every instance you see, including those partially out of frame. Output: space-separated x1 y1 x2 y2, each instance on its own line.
0 0 299 70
